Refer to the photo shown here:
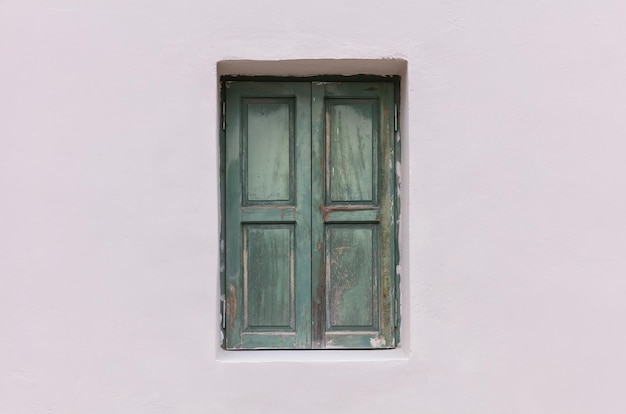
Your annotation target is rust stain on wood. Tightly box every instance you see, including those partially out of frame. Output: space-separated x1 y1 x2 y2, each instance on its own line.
320 204 377 222
227 285 237 330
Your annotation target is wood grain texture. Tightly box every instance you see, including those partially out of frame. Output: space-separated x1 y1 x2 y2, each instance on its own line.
326 225 377 329
244 99 293 203
244 225 294 330
327 100 376 203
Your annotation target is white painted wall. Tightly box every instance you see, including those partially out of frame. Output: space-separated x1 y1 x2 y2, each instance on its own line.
2 0 626 412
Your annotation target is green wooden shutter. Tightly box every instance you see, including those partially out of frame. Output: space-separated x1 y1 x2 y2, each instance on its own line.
224 82 312 349
224 80 396 350
311 82 396 349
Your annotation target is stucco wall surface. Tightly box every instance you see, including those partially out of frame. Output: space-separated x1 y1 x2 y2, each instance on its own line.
2 0 626 413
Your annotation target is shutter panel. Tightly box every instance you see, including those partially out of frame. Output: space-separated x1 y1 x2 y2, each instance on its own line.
224 82 312 349
311 82 396 348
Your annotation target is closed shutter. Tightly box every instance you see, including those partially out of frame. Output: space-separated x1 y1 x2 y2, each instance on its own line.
223 80 396 349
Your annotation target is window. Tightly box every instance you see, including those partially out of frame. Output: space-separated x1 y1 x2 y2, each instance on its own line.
221 79 399 349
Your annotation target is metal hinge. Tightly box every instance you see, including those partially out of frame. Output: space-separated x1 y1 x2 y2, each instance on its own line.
220 297 226 329
395 295 400 328
394 103 398 132
221 101 226 131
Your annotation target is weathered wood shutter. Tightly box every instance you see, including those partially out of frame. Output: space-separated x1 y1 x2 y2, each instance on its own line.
224 80 396 349
224 82 312 349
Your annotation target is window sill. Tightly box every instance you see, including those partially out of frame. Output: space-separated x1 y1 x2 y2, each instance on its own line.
216 347 409 364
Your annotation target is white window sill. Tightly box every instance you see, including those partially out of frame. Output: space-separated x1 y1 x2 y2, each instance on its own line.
216 347 409 363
